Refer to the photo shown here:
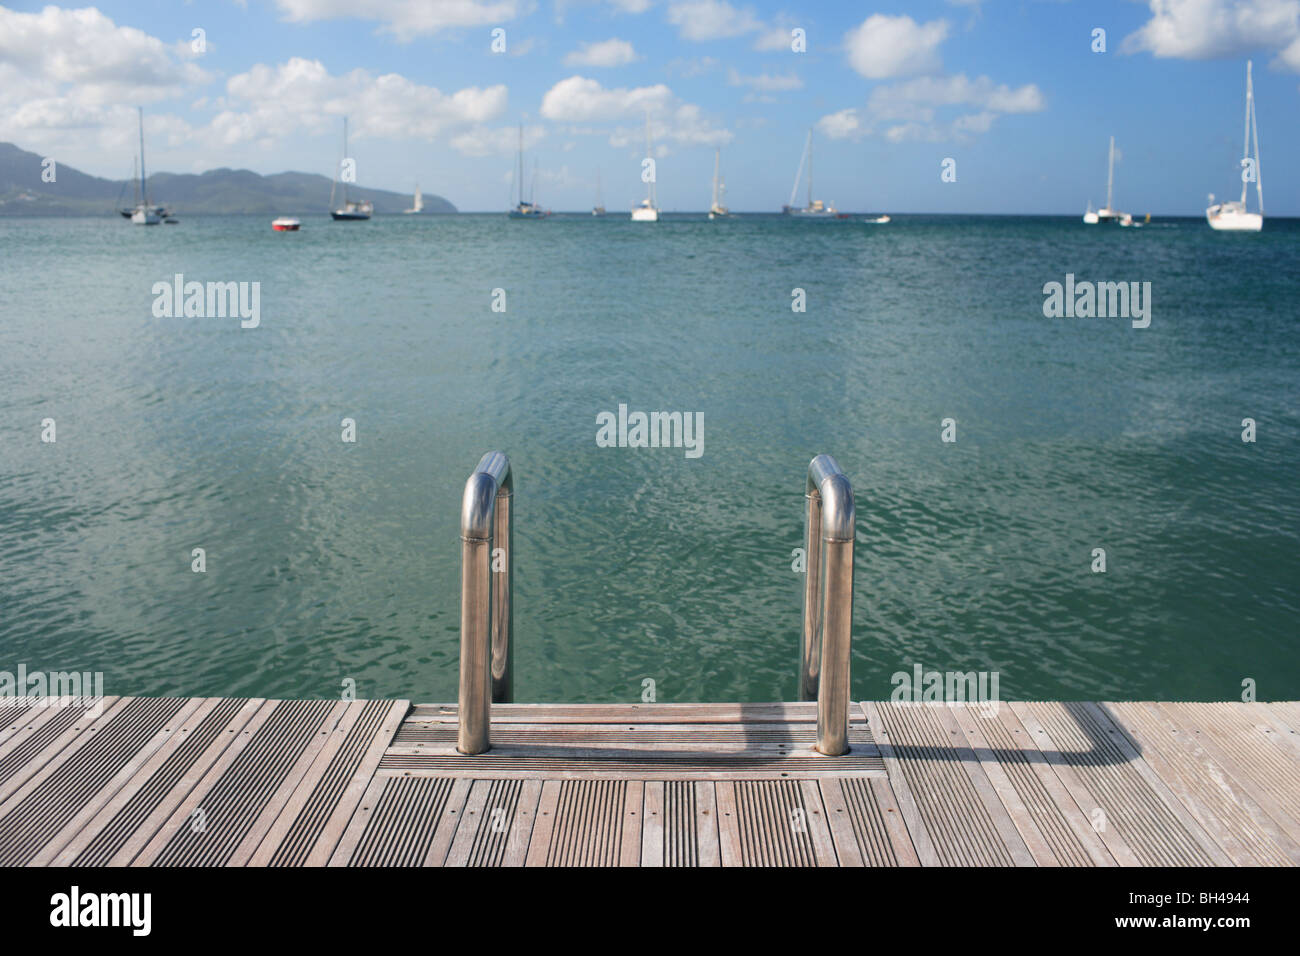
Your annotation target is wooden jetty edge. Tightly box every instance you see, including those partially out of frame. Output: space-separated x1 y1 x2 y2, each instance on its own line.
1 697 1298 867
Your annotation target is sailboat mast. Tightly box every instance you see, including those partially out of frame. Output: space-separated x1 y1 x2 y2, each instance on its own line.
1240 61 1253 207
787 132 806 208
341 117 349 204
644 115 651 203
1249 61 1263 214
138 107 148 205
1106 135 1114 211
712 148 720 207
807 128 813 207
517 124 524 206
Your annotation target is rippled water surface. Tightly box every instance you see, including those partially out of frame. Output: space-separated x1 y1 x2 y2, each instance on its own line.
1 213 1296 702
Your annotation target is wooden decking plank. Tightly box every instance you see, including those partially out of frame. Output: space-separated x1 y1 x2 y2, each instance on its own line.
0 698 190 867
128 699 282 866
617 780 644 866
1083 703 1230 865
1009 703 1142 866
444 779 494 866
640 781 664 867
1252 703 1300 752
224 700 353 866
73 699 263 867
987 703 1113 866
406 702 869 724
1018 702 1212 866
694 781 721 866
0 698 120 801
286 699 409 867
26 697 208 867
932 704 1036 866
325 773 391 867
714 782 743 866
868 776 922 865
1109 702 1298 866
0 703 38 745
859 702 940 866
945 703 1058 866
1152 702 1300 841
523 780 563 867
817 779 863 866
869 701 1016 865
502 779 544 867
799 779 839 866
48 697 241 867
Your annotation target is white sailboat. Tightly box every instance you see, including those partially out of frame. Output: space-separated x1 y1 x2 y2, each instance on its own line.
123 108 163 225
708 148 730 219
330 117 373 220
1207 60 1263 232
1083 136 1125 224
509 125 546 218
404 184 423 214
782 129 841 218
631 114 659 221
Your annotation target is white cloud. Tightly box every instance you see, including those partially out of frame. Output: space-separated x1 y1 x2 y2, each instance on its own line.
821 72 1045 145
844 14 948 79
0 5 209 113
868 73 1045 120
726 68 803 91
563 38 640 67
540 75 674 120
1122 0 1300 68
540 76 730 148
754 25 794 51
666 0 762 41
816 108 868 141
213 58 507 145
272 0 533 40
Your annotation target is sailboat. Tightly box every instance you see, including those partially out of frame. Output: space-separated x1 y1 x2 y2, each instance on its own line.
782 129 842 218
404 184 423 214
121 108 165 224
1082 136 1126 224
631 114 660 222
1207 60 1264 232
330 117 373 221
708 148 730 219
592 170 606 216
509 125 546 218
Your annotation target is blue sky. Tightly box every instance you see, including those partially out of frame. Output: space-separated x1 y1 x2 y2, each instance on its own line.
1 0 1296 213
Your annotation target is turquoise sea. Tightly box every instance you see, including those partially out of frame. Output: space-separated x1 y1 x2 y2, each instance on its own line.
0 213 1296 703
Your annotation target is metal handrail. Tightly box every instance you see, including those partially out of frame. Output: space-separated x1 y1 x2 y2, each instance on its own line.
457 451 513 755
456 452 852 757
800 454 856 755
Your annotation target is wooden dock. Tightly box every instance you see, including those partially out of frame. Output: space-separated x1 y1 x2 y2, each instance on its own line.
2 697 1297 866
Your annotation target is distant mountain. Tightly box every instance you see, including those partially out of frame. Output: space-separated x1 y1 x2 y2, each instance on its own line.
0 142 455 215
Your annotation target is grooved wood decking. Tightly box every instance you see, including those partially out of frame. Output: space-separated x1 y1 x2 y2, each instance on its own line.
1 698 1297 866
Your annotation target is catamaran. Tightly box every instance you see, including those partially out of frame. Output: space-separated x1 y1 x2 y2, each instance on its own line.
404 184 423 214
631 115 659 222
330 117 373 221
1207 61 1263 232
120 108 166 224
1082 136 1126 224
782 129 843 218
509 125 547 218
708 148 730 219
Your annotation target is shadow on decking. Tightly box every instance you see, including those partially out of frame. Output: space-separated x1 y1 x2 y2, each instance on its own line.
864 700 1140 768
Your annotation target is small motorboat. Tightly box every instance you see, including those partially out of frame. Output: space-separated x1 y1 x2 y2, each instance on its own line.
864 215 891 224
272 217 301 232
